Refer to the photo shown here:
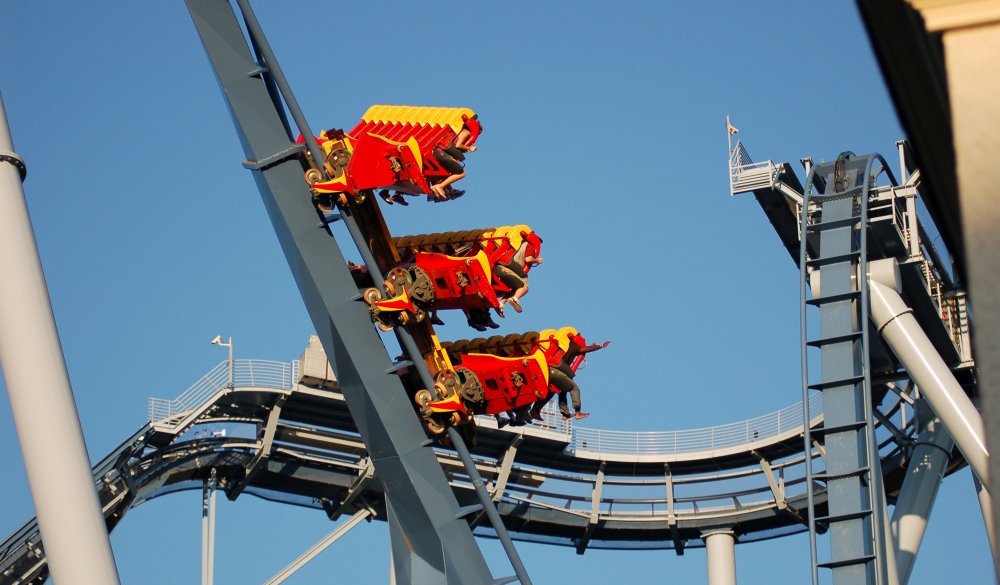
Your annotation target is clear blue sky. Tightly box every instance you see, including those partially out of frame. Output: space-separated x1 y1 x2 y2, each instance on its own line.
0 1 992 583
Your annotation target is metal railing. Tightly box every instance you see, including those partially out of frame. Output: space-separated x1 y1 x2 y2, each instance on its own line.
148 359 298 424
730 140 778 196
572 394 822 456
149 359 822 457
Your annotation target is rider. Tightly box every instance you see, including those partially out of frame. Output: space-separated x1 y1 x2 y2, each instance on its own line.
430 114 482 201
495 231 543 315
539 335 610 422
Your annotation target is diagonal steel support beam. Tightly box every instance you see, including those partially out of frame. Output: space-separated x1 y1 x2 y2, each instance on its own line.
492 434 524 502
576 462 605 555
754 452 787 512
184 2 496 582
665 464 684 555
228 394 287 500
328 458 376 521
263 509 371 585
446 427 533 585
755 452 806 525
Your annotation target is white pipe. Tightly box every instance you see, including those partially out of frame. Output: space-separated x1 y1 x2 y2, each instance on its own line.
868 268 989 492
202 482 210 585
0 91 122 584
208 477 217 585
891 401 953 585
703 530 737 585
882 485 900 585
973 473 999 580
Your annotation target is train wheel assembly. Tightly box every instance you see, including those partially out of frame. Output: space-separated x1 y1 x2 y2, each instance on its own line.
455 367 485 404
304 168 323 184
408 267 435 306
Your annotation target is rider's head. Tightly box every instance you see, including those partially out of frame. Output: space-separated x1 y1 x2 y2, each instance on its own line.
462 114 483 145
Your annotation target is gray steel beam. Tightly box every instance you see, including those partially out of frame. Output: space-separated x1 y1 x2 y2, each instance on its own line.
666 464 684 555
491 435 523 502
447 427 533 585
228 395 286 500
577 462 605 555
0 89 122 585
183 2 495 583
329 458 375 521
263 509 371 585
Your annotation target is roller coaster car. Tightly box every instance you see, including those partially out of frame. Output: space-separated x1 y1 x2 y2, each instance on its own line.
427 327 585 413
304 105 479 200
360 250 498 331
413 348 551 421
370 226 542 328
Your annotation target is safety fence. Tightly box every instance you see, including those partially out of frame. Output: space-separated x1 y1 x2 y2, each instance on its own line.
150 360 821 456
572 394 822 456
148 359 297 424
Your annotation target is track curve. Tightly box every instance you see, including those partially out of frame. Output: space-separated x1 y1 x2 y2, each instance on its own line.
1 357 959 585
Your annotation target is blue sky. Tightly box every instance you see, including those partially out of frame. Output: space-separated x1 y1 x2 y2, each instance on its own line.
0 1 993 583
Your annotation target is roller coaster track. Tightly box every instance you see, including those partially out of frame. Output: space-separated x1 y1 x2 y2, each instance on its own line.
0 354 962 585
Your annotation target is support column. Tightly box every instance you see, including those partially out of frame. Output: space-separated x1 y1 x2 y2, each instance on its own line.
183 3 496 582
702 530 737 585
890 400 952 585
973 473 998 580
0 89 122 584
202 473 217 585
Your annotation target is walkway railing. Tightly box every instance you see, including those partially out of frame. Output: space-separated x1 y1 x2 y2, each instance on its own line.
148 359 298 424
149 359 822 457
729 139 778 196
572 394 822 456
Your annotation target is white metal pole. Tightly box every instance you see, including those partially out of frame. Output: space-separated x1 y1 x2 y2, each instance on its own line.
868 273 990 491
0 90 122 585
208 472 217 585
703 530 737 585
202 481 210 585
891 401 952 585
973 473 999 580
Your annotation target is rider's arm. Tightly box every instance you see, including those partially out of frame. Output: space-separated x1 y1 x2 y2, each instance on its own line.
454 129 478 152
